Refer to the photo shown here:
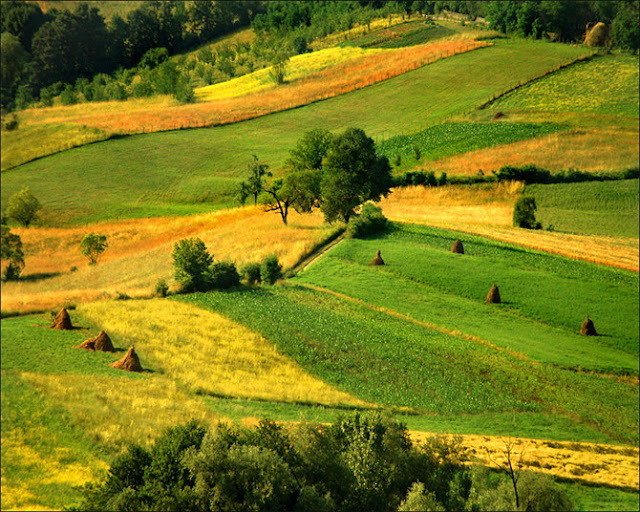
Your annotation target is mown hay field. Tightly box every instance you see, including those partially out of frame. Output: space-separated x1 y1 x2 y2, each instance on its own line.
2 40 594 224
0 208 338 314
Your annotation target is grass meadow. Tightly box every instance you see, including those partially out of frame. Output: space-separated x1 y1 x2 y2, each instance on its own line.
527 179 639 238
2 40 594 225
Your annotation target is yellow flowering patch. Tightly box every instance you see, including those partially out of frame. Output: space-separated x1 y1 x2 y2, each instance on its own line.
77 299 368 408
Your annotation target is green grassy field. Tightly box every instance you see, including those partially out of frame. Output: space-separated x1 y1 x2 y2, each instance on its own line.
527 179 640 238
378 121 565 172
176 283 638 446
342 20 458 48
1 40 592 225
492 53 640 118
295 224 639 357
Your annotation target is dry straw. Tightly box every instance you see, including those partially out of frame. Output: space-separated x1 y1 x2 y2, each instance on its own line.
371 249 385 266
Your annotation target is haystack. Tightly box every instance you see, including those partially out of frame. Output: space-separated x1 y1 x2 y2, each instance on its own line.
493 111 506 120
93 330 115 352
51 308 73 330
110 346 143 372
75 338 95 350
486 284 501 303
585 22 608 47
580 316 597 336
371 249 385 266
451 239 464 254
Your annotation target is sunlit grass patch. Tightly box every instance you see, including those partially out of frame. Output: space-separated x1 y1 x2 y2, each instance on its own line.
77 299 368 408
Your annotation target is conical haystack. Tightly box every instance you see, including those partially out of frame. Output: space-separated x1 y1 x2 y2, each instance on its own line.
75 338 95 350
93 331 115 352
451 239 464 254
371 249 385 266
109 347 142 372
486 284 501 303
585 22 608 47
493 111 505 120
110 346 143 372
51 308 73 330
580 316 597 336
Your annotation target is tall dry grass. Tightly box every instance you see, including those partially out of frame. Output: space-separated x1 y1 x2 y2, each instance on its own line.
380 183 639 271
409 431 640 489
0 208 337 313
77 299 368 408
16 39 487 136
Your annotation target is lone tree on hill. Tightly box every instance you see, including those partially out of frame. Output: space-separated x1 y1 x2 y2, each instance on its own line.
6 187 41 227
513 195 541 229
321 128 393 223
80 233 108 264
239 155 272 206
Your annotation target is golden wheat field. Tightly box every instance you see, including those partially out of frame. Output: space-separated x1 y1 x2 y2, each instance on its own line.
379 184 640 272
408 431 640 490
77 298 367 407
0 207 338 313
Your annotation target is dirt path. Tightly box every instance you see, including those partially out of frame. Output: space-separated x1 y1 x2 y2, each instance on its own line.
289 233 346 275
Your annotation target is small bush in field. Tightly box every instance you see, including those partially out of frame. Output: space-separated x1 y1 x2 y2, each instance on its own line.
155 279 169 297
261 255 282 285
208 262 240 290
347 203 388 239
242 262 261 285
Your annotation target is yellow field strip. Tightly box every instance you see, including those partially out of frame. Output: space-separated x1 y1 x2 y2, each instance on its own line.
409 431 640 490
380 184 639 272
77 299 368 408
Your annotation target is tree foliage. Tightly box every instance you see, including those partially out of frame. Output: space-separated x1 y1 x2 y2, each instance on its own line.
512 195 541 229
1 224 25 280
260 255 283 285
171 237 213 292
320 128 393 223
6 187 41 227
79 233 108 264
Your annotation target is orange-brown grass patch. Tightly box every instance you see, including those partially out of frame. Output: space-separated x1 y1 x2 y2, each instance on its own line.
409 431 640 490
17 40 487 137
0 208 338 313
427 128 640 175
380 183 639 271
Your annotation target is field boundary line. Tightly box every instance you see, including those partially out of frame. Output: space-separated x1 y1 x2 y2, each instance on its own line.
289 232 347 275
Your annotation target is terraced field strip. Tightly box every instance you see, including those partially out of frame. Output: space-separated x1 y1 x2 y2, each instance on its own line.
410 431 639 490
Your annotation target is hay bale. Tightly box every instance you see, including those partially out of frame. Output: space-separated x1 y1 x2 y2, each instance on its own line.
492 111 506 120
110 346 143 372
585 22 608 47
451 239 464 254
371 249 385 266
486 284 501 303
51 308 73 330
75 338 95 351
580 316 597 336
93 330 115 352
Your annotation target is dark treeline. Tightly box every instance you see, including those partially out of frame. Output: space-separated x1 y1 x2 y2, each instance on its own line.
0 0 262 110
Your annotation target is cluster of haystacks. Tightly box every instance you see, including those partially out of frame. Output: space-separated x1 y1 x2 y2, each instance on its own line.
51 308 73 330
110 346 143 372
75 330 115 352
585 22 608 47
371 249 385 266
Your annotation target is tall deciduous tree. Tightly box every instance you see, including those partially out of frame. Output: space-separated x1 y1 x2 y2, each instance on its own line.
320 128 393 223
239 155 272 206
6 187 41 227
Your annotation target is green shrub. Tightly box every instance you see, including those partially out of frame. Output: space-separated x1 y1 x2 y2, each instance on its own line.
513 196 541 229
59 84 78 105
208 261 240 290
399 482 444 511
80 233 108 264
242 262 261 285
261 255 283 285
347 203 388 239
172 237 213 293
155 279 169 297
6 187 41 227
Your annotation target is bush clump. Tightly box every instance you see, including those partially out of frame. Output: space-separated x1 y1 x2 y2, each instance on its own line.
513 196 541 229
261 255 282 285
242 262 261 285
155 279 169 297
347 203 388 239
208 262 240 290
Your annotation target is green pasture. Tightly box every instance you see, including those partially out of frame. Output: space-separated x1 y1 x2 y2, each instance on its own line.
378 121 564 172
176 284 638 445
342 20 457 48
527 179 640 238
492 53 640 118
297 224 639 356
1 40 592 225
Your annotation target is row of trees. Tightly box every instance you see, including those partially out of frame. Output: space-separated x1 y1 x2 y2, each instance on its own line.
1 1 263 110
239 128 393 225
75 414 573 511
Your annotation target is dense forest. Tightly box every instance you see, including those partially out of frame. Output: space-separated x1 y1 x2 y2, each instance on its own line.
1 0 638 112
